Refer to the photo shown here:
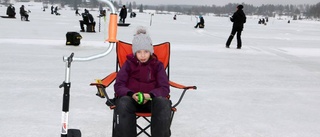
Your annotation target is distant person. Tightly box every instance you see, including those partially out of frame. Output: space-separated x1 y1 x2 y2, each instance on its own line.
54 6 60 15
258 19 262 24
194 16 205 28
6 4 16 18
130 12 136 18
258 18 266 25
79 9 95 32
265 17 268 22
99 10 106 17
173 14 176 20
119 5 127 24
51 5 54 14
75 9 81 16
99 5 104 17
226 5 246 49
19 5 29 21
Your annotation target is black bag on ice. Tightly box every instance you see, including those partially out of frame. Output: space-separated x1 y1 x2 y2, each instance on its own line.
66 32 82 46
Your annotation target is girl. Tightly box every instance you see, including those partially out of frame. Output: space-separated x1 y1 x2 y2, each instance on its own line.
114 27 171 137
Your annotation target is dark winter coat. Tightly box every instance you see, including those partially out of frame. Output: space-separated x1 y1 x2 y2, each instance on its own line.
230 9 246 31
19 6 27 16
114 54 170 98
82 12 94 23
6 5 16 17
119 7 127 18
199 17 205 24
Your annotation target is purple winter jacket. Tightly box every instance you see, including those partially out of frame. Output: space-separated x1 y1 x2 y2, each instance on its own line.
114 54 170 97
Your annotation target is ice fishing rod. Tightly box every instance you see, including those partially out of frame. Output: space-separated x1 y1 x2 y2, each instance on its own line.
150 13 154 26
60 0 118 137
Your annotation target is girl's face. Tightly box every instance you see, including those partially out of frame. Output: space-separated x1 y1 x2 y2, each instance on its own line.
136 50 151 63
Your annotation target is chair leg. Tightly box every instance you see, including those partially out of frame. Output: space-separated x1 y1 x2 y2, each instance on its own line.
169 111 175 129
112 111 173 137
136 124 151 137
112 111 117 137
136 116 151 137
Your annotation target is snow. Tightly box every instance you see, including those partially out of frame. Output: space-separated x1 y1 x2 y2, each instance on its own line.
1 2 320 137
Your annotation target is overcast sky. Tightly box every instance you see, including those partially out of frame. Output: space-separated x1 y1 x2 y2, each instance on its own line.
119 0 319 6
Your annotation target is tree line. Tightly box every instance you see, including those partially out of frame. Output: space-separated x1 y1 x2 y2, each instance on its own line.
145 3 320 19
2 0 319 19
307 2 320 18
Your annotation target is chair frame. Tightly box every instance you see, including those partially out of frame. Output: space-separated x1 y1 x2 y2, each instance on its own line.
90 40 196 137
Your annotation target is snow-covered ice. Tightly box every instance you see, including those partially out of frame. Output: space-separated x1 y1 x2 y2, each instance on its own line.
1 2 320 137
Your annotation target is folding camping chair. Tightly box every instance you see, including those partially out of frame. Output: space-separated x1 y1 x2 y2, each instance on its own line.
90 40 197 137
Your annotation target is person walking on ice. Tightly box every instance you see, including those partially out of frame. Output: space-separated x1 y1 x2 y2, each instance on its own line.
226 5 246 49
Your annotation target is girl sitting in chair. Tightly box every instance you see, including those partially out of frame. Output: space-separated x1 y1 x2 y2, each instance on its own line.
114 26 171 137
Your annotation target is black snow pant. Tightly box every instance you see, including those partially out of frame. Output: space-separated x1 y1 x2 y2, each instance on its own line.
119 17 126 24
79 21 96 31
194 22 204 28
114 96 172 137
226 28 243 49
21 14 29 21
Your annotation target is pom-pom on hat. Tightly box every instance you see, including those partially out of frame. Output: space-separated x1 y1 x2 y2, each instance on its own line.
132 26 153 54
237 5 244 10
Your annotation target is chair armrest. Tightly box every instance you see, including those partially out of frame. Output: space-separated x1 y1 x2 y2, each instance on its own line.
169 80 197 90
169 80 197 108
90 72 117 87
90 72 117 107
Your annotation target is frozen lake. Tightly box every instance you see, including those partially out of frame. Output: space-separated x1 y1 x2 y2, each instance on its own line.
1 2 320 137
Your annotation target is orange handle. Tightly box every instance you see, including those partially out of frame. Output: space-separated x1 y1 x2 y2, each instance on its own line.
107 14 118 43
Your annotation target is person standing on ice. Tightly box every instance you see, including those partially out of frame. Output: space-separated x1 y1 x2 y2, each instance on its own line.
226 5 246 49
113 26 171 137
50 5 54 14
119 5 127 24
6 4 16 18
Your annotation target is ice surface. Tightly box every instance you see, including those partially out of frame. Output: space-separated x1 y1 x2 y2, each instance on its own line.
1 2 320 137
